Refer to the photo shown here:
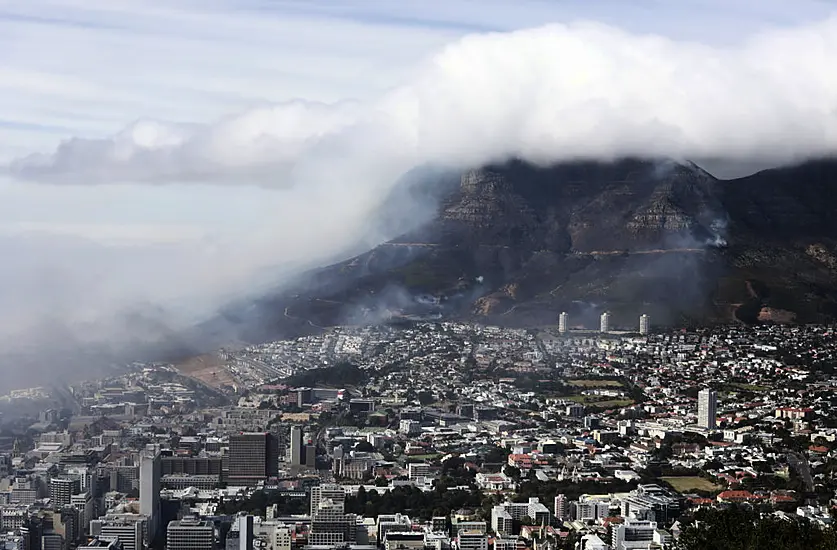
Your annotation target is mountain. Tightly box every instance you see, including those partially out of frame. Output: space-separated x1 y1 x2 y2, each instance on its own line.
226 157 837 338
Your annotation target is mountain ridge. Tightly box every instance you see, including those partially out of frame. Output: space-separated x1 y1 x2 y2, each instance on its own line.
223 157 837 341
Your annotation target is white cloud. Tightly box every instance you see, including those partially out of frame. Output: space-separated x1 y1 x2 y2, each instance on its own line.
11 17 837 186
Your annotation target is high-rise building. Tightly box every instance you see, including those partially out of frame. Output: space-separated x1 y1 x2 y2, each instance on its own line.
71 491 95 532
310 484 355 546
554 494 567 521
310 484 345 515
698 388 717 429
50 478 80 508
237 515 254 550
167 517 215 550
139 448 161 540
229 432 277 484
639 314 650 335
558 312 569 334
288 427 303 466
600 312 610 333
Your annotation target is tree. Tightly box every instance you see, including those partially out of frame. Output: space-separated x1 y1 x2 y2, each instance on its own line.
503 465 521 481
678 507 837 550
355 441 375 453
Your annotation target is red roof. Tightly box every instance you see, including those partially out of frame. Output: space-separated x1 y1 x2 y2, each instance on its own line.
717 490 758 501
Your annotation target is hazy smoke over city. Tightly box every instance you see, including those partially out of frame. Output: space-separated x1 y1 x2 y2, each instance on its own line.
3 17 837 389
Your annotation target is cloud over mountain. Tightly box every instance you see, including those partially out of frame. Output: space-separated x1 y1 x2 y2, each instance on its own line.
10 18 837 187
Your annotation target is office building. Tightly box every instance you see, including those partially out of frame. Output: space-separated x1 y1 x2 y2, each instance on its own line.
620 485 681 525
309 484 356 546
288 427 303 466
571 496 611 522
50 478 80 508
229 432 278 483
458 531 487 550
639 313 650 335
237 515 254 550
600 312 610 333
698 388 717 429
490 507 513 537
377 514 412 543
490 498 550 528
310 484 345 515
407 462 431 481
71 491 95 532
611 518 657 550
167 517 215 550
139 448 161 541
558 312 569 334
399 420 421 436
90 517 145 550
554 494 567 521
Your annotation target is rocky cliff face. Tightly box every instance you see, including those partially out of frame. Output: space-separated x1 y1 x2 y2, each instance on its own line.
231 157 837 341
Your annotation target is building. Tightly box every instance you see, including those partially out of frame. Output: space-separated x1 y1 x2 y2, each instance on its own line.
571 496 611 522
600 312 610 333
620 485 681 525
167 517 215 550
229 432 278 483
698 388 717 429
288 426 303 466
377 514 412 543
578 533 609 550
490 498 551 528
50 478 80 508
71 491 95 532
310 484 356 546
79 537 123 549
639 314 650 335
490 507 513 536
407 462 431 481
90 517 145 550
384 532 424 550
611 518 657 550
558 312 569 334
237 515 254 550
139 448 161 541
311 484 345 515
399 420 421 436
310 498 354 546
554 494 567 521
457 531 487 550
257 520 293 550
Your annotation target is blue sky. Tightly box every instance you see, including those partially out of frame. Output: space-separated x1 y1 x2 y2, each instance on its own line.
1 0 836 355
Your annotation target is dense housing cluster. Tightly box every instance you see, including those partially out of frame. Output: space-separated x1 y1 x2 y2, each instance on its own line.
0 322 835 549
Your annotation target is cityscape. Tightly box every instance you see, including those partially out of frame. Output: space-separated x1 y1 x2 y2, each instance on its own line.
3 2 837 550
0 319 835 549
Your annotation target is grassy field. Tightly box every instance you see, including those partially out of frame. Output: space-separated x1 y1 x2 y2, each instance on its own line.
567 379 623 388
661 476 722 493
